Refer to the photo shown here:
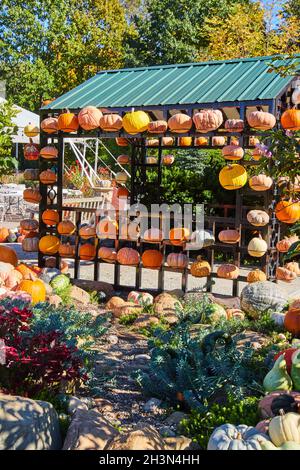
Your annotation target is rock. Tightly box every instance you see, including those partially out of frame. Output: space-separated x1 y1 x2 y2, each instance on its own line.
106 424 165 450
0 393 61 450
72 279 113 298
47 294 62 307
233 330 269 352
154 293 182 316
163 313 179 325
213 294 241 309
68 396 89 415
63 409 118 450
106 296 125 316
135 354 151 362
143 398 162 413
133 314 160 328
118 303 143 319
165 411 188 428
165 289 184 298
164 436 195 450
69 285 90 305
107 334 118 345
159 426 176 437
93 398 114 413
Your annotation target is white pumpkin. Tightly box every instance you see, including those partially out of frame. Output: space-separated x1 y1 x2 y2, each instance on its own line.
127 291 154 306
292 87 300 105
207 424 270 450
269 412 300 447
248 237 268 257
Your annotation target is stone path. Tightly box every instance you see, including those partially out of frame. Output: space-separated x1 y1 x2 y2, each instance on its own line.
91 324 168 432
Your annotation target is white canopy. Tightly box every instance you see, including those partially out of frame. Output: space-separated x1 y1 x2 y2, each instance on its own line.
0 97 40 144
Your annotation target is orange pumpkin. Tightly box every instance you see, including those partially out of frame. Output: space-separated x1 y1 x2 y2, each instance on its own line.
98 246 117 263
169 227 190 246
0 227 9 243
195 137 208 146
218 229 240 244
276 235 299 253
40 146 58 159
247 111 276 130
0 245 18 266
224 119 244 133
79 244 96 260
115 137 129 147
193 109 223 132
39 169 57 185
247 269 267 283
143 228 163 242
190 256 211 277
284 261 300 276
100 114 123 131
162 137 174 146
284 306 300 336
18 279 46 304
142 250 163 269
23 188 42 204
276 266 297 283
222 145 244 161
20 219 39 232
59 243 76 257
249 136 260 146
42 209 59 226
117 187 129 199
78 106 102 130
24 143 39 161
212 136 226 146
162 155 174 165
281 109 300 131
275 200 300 224
57 220 76 235
57 112 79 132
79 225 96 239
39 235 60 254
217 264 239 279
96 218 118 239
179 137 192 146
166 253 188 269
168 113 192 133
24 169 40 181
16 263 38 279
41 117 59 134
148 120 168 133
117 247 140 266
147 138 159 147
249 174 273 191
117 155 130 165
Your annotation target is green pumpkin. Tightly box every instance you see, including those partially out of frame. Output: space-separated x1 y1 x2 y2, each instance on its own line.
204 303 227 323
50 274 70 293
261 440 300 450
263 356 293 393
291 349 300 391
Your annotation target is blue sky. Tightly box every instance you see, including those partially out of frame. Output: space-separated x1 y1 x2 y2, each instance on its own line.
261 0 284 27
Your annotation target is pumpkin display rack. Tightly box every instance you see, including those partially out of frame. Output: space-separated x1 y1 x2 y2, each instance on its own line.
19 75 300 296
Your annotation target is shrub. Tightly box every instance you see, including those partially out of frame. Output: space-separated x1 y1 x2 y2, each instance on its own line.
136 326 266 409
0 301 109 397
180 395 260 449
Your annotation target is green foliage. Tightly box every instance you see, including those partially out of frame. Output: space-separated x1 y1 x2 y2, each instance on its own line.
0 0 130 110
0 100 19 173
180 395 260 449
119 312 139 325
136 325 266 408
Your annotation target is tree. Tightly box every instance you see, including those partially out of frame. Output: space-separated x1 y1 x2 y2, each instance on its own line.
125 0 253 66
0 100 19 174
197 2 268 60
0 0 130 110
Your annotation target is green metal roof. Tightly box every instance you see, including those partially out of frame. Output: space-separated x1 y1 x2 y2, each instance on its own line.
42 55 300 111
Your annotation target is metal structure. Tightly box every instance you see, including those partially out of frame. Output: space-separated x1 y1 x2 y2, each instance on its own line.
38 55 300 295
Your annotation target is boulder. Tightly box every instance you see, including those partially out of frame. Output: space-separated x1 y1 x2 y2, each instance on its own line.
106 424 165 450
164 411 188 428
63 409 118 450
143 398 162 413
47 294 62 307
69 285 90 305
68 396 89 415
72 279 113 298
0 393 61 450
133 314 160 328
164 436 196 450
233 330 269 352
154 293 182 316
